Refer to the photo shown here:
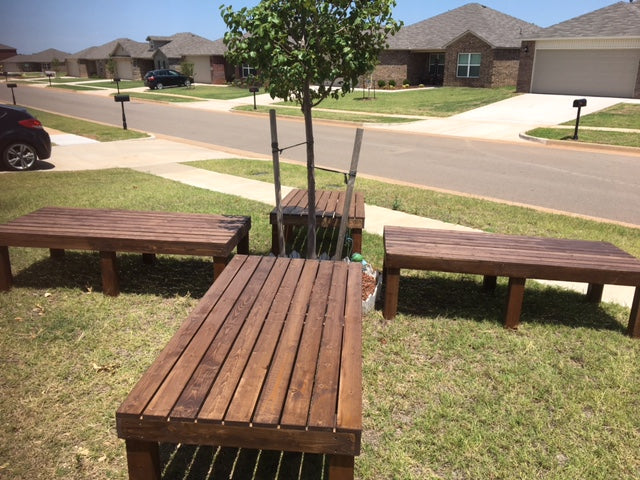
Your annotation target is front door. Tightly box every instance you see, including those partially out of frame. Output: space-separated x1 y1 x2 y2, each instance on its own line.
428 53 445 85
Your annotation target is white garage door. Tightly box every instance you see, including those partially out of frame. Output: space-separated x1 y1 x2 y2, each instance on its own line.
115 58 133 80
532 49 640 98
185 56 212 84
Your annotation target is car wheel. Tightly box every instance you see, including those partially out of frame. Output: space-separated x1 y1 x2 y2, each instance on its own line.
3 142 38 171
184 80 191 87
156 83 163 90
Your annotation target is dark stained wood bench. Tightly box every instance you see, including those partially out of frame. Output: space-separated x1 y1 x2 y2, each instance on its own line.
116 254 362 480
270 189 365 255
0 207 251 296
383 226 640 338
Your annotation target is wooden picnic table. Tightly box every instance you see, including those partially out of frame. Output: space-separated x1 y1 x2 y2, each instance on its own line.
270 189 365 256
383 226 640 337
116 255 363 479
0 207 251 296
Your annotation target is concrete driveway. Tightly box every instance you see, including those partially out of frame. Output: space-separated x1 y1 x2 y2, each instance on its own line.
371 93 634 141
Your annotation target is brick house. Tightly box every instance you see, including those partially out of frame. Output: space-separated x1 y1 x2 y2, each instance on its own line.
517 1 640 99
0 44 18 63
66 38 151 80
376 3 540 87
2 48 70 74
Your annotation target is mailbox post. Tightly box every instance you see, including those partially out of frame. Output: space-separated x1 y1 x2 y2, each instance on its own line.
114 77 121 94
249 86 259 110
45 71 55 86
6 83 17 105
572 98 587 140
114 94 130 130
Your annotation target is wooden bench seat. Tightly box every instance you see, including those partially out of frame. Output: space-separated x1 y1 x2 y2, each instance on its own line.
383 226 640 337
116 255 362 480
270 189 365 255
0 207 251 296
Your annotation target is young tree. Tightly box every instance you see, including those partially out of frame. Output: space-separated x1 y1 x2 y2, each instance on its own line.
221 0 401 258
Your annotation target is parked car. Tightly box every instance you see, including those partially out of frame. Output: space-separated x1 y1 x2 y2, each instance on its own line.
143 69 193 90
0 105 51 171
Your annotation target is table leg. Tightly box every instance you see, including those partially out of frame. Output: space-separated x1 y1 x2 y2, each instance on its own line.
238 233 250 254
383 266 400 320
142 253 156 265
50 248 65 259
627 287 640 339
350 228 362 254
213 256 228 281
586 283 604 303
124 439 160 480
328 455 354 480
483 275 497 293
505 277 526 330
0 246 13 291
100 251 119 296
271 224 280 256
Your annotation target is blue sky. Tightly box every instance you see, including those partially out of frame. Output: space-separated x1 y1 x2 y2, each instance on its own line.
2 1 619 54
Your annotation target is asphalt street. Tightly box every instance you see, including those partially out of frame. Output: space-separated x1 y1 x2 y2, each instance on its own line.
2 85 639 226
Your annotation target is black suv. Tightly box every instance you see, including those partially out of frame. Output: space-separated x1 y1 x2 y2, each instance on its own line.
0 105 51 171
144 69 193 90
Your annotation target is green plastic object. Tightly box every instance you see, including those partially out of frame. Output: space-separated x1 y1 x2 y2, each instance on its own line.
351 253 363 262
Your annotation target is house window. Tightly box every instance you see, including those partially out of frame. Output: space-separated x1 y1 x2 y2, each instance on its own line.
457 53 481 78
242 64 256 78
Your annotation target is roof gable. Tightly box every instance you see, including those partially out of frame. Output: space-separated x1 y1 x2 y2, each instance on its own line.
153 32 227 57
388 3 541 50
530 1 640 39
3 48 70 63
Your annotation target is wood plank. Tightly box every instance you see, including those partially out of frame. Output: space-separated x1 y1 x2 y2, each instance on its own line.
223 258 306 425
307 262 348 430
144 256 265 420
280 261 334 429
252 260 321 427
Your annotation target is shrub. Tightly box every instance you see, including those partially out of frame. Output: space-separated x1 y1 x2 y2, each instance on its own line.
388 79 396 88
402 78 410 86
377 79 386 88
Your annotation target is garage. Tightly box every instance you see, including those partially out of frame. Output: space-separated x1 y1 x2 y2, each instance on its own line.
532 48 640 98
114 58 133 80
185 55 212 84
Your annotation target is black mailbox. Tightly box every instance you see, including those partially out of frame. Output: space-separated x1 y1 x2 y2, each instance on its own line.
249 86 260 110
572 98 587 140
249 87 259 93
6 83 17 88
573 98 587 108
114 94 130 102
6 82 17 104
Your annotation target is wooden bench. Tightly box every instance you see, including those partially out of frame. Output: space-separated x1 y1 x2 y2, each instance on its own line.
383 226 640 338
116 254 362 480
0 207 251 296
270 189 365 255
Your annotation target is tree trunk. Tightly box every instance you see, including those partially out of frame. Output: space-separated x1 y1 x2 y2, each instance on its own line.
302 86 316 259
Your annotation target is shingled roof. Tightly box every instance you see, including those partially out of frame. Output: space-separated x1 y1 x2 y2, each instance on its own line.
387 3 541 50
527 1 640 39
67 38 150 60
3 48 70 63
152 32 227 57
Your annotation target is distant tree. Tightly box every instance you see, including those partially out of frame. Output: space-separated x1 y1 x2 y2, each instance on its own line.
221 0 401 258
180 62 194 87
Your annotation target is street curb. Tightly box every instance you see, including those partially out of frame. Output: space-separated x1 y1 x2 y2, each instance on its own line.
519 132 640 154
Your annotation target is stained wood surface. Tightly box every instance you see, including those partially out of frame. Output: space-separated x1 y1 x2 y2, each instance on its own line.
384 226 640 285
117 255 362 456
0 207 251 257
270 189 365 228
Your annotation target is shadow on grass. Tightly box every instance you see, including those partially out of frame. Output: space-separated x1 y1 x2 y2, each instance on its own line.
159 444 327 480
383 272 627 335
12 251 222 298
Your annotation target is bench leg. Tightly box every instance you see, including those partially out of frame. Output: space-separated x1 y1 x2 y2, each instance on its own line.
483 275 497 293
0 246 13 291
50 248 65 259
383 266 400 320
586 283 604 303
100 251 119 296
328 455 354 480
213 256 228 281
124 439 160 480
142 253 156 265
505 277 526 330
238 233 250 254
350 228 363 254
271 224 280 256
627 287 640 339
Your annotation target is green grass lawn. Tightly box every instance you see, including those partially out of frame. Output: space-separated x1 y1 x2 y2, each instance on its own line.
274 86 518 117
26 108 148 142
235 104 414 123
561 103 640 129
1 166 639 479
